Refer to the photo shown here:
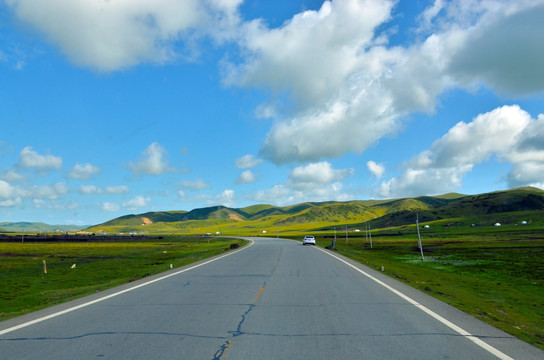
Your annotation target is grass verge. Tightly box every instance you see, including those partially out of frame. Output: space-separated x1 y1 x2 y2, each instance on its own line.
0 236 246 321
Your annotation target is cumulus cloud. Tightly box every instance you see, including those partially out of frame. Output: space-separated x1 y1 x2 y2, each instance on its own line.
129 142 175 175
102 202 120 212
5 0 243 71
1 170 25 182
287 161 353 190
235 154 262 169
247 161 354 205
0 180 16 198
9 0 543 167
446 1 544 96
0 180 21 207
0 178 72 206
217 189 235 207
377 105 544 197
69 163 101 180
18 146 62 170
236 169 255 184
223 0 544 164
367 161 385 179
123 195 150 210
180 179 210 190
26 182 69 200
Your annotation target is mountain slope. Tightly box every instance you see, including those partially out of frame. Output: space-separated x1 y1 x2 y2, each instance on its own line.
85 187 544 233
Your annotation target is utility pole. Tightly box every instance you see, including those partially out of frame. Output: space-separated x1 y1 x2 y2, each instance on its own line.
417 213 424 261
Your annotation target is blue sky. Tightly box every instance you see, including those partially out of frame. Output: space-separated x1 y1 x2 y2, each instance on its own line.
1 0 543 225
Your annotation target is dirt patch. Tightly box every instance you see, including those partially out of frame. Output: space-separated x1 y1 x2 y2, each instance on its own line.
141 217 153 225
228 213 243 221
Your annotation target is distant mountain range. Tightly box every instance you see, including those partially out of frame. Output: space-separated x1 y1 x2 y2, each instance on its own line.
0 222 88 233
2 187 542 234
87 186 544 234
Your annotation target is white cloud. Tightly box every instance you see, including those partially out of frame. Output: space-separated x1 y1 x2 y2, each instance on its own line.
247 161 354 205
105 185 130 194
80 185 129 194
236 170 255 184
249 184 292 205
1 170 25 182
5 0 243 72
377 105 544 197
418 0 445 30
32 199 78 210
27 182 69 200
69 163 101 180
101 202 120 212
123 195 150 210
223 0 544 164
217 189 235 207
254 103 277 119
18 146 62 170
367 161 385 179
507 162 544 189
129 142 175 175
0 197 22 207
80 185 101 194
180 179 210 190
229 0 395 105
445 1 544 96
235 154 262 169
0 180 18 205
287 161 353 191
0 179 72 206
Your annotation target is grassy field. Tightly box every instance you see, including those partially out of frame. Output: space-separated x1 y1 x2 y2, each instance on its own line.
302 219 544 349
0 236 246 321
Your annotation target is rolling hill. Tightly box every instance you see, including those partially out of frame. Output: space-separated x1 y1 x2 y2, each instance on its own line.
0 222 88 233
83 186 544 235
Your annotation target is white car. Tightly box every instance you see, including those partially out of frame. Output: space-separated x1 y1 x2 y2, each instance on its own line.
302 235 316 245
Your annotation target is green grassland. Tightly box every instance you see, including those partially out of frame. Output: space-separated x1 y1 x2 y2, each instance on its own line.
0 237 246 321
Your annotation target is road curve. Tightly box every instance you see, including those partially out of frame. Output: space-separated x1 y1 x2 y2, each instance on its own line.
1 237 542 359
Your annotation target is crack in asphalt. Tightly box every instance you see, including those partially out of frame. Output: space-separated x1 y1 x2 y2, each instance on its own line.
212 304 255 360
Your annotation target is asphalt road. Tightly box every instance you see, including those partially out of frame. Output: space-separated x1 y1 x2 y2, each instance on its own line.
1 237 542 359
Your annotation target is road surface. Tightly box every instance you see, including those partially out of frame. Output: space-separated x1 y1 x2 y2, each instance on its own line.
1 237 542 359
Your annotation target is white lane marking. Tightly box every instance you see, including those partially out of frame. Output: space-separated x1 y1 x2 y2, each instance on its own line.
316 247 514 360
0 240 254 336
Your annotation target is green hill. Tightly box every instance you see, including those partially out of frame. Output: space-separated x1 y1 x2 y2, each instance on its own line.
83 186 544 234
